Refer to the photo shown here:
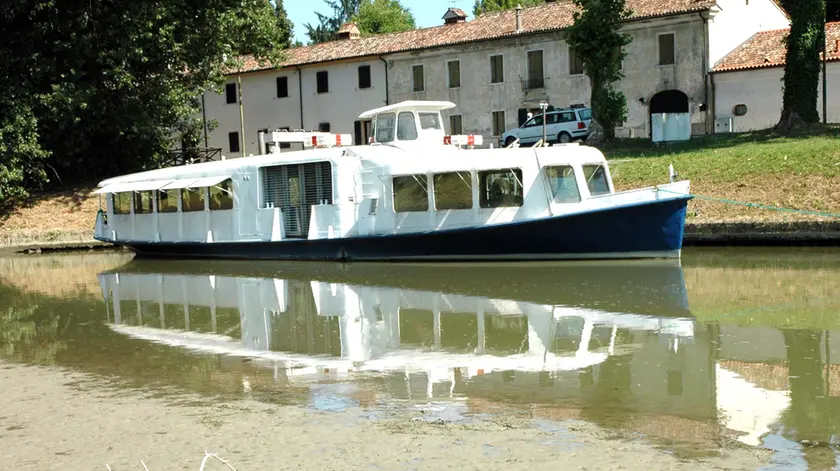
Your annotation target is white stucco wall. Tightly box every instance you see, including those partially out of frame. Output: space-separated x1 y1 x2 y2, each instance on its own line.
300 59 387 139
386 14 710 142
708 0 789 67
201 59 387 158
713 63 839 132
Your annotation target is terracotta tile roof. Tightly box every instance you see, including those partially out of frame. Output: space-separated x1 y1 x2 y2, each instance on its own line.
712 22 840 72
229 0 717 74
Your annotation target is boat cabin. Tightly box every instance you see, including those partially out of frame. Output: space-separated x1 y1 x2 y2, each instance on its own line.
92 100 645 248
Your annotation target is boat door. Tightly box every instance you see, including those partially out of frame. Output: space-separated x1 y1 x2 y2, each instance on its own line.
238 173 259 236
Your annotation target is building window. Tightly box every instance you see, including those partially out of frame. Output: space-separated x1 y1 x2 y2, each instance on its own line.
658 33 675 66
316 71 329 93
209 179 234 210
544 165 581 203
733 104 748 116
569 49 584 75
447 60 460 88
526 50 544 88
393 174 429 212
449 114 463 135
412 65 424 92
490 55 503 83
228 132 240 153
491 110 505 136
276 77 289 98
157 189 178 213
358 65 371 89
434 171 472 210
225 83 237 104
318 122 331 132
478 168 523 208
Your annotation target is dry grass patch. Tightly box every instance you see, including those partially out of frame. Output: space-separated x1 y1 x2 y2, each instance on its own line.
0 185 100 235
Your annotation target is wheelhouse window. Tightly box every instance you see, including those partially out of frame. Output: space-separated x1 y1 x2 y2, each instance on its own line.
157 189 178 213
434 171 472 210
544 166 581 203
209 178 234 210
375 112 396 142
133 190 154 214
479 168 523 208
113 192 132 214
396 112 418 140
181 187 205 212
393 174 428 212
583 164 611 196
419 112 441 130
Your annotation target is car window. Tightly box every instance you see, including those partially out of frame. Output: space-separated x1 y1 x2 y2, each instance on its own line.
577 109 592 120
558 112 576 123
523 116 543 128
545 113 559 125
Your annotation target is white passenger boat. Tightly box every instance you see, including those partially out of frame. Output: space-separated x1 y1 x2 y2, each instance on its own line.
92 100 692 261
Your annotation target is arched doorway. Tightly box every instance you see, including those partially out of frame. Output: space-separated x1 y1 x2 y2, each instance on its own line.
649 89 689 138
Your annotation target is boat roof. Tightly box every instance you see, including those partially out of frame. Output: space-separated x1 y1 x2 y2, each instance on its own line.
357 100 456 119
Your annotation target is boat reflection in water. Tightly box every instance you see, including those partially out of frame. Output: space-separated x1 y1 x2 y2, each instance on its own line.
97 260 694 387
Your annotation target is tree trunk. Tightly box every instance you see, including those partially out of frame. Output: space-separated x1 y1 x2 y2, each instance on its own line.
775 0 825 132
586 118 605 145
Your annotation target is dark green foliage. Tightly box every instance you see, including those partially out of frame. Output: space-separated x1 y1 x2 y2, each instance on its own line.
351 0 416 36
275 0 295 49
776 0 826 130
0 0 285 208
472 0 543 17
305 0 361 44
566 0 632 142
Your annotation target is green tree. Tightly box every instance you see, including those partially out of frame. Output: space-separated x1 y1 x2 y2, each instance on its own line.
472 0 542 17
305 0 361 44
0 0 285 208
275 0 295 49
776 0 826 131
566 0 632 143
351 0 416 36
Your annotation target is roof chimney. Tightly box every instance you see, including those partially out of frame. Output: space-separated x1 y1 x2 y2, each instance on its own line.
443 7 467 24
515 5 522 32
337 22 360 40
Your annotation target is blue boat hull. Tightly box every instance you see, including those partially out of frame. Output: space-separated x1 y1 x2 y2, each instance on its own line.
108 197 690 262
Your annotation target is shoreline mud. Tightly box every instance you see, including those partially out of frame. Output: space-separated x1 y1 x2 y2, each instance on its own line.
0 361 771 470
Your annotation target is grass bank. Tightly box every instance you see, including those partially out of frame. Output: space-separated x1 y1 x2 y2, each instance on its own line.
603 125 840 223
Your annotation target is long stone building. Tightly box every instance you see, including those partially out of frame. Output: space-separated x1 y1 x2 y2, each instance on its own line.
193 0 790 157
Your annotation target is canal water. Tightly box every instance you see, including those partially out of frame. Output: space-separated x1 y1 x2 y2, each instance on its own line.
1 247 840 469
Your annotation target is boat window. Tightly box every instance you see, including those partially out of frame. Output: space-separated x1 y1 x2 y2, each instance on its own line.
157 189 178 213
418 112 442 130
433 171 472 210
134 190 154 214
478 168 523 208
393 174 428 212
375 112 396 143
209 178 234 210
181 187 206 212
544 165 581 203
113 192 132 214
396 112 417 140
582 164 611 196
